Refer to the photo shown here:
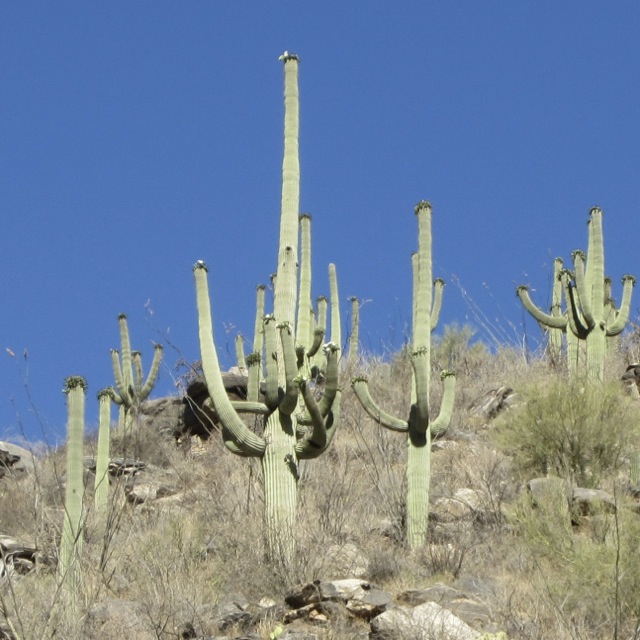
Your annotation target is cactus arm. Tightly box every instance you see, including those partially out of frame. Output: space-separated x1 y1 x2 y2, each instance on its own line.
351 377 409 432
560 270 589 338
263 315 280 410
138 343 163 401
297 342 340 424
430 371 456 438
235 335 246 370
571 250 596 328
230 400 270 415
329 263 341 349
248 285 266 403
315 342 340 416
194 261 266 457
347 296 359 364
296 213 312 349
278 322 299 415
110 349 131 406
117 313 133 392
322 388 341 450
410 348 430 432
294 377 326 454
298 388 342 460
307 328 325 359
516 286 568 329
606 275 636 335
430 278 445 331
309 296 327 361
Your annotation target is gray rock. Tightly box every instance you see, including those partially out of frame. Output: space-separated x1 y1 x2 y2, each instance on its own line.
370 601 481 640
571 487 616 516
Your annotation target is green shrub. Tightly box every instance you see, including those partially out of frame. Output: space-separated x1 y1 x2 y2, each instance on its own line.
494 377 639 487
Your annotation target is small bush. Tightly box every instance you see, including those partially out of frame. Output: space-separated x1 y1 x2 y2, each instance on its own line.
494 377 640 487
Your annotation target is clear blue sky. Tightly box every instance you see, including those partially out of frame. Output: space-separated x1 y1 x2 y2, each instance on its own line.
2 3 640 445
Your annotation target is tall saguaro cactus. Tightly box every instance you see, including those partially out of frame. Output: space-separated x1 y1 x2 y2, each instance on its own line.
110 313 163 432
517 207 635 381
352 201 456 549
194 52 341 565
59 376 87 612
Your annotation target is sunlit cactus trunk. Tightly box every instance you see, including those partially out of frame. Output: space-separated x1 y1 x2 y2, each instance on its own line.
94 388 113 515
59 375 87 613
352 201 456 550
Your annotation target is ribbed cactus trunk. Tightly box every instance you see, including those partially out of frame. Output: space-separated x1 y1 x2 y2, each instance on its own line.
263 410 298 561
59 376 86 612
406 202 434 548
352 201 455 550
94 388 112 514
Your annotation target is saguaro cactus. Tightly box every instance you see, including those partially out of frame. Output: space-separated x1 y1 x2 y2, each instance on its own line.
59 375 87 610
352 201 456 549
194 52 341 565
517 207 635 381
94 388 113 514
110 313 163 432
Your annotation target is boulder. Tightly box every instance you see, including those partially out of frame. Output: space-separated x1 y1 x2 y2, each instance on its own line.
370 601 481 640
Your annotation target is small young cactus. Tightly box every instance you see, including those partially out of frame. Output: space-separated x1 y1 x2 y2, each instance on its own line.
110 313 163 432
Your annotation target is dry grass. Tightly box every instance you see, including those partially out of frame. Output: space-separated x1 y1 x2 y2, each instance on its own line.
0 331 639 638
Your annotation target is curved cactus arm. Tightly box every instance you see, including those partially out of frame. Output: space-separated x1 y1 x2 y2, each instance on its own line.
351 377 409 432
430 371 456 438
606 275 636 335
221 426 263 457
294 377 326 454
137 343 163 401
194 261 266 457
297 342 340 424
296 389 342 460
516 286 568 330
431 279 445 331
571 250 596 329
560 270 590 338
307 328 325 359
263 315 281 410
278 322 299 415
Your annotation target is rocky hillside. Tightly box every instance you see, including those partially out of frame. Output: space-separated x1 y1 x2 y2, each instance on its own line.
0 331 639 640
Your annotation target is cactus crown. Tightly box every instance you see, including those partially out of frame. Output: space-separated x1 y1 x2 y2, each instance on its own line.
64 376 87 393
193 260 208 272
414 200 432 214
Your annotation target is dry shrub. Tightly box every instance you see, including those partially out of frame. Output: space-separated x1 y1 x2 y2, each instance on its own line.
494 376 640 488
